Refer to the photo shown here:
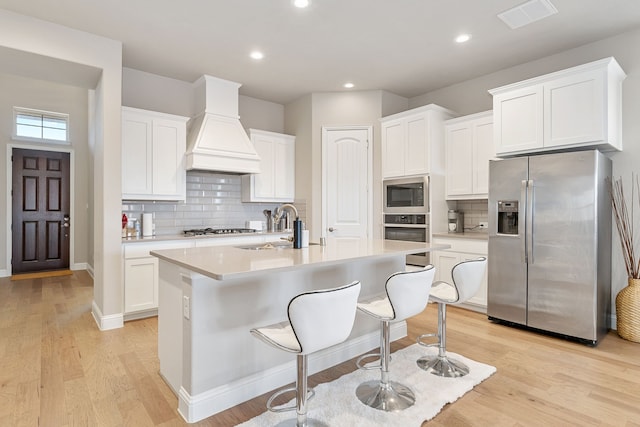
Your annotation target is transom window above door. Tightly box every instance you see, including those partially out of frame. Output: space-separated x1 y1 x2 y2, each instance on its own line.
13 107 69 144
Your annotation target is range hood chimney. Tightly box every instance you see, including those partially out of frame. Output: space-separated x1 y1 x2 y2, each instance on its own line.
185 75 261 174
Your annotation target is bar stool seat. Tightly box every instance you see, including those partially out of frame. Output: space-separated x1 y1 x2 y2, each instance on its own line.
355 266 435 412
251 281 361 427
417 257 487 377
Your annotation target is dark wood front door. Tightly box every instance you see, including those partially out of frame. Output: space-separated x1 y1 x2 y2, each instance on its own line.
12 148 70 274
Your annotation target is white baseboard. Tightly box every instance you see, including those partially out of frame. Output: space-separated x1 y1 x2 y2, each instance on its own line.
176 322 408 423
85 263 95 279
71 262 87 271
0 269 8 278
91 300 124 331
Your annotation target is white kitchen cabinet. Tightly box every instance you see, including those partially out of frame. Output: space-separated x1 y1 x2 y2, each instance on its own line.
123 240 194 319
122 107 189 201
381 104 456 179
242 129 295 202
432 236 488 311
490 57 625 157
445 111 493 199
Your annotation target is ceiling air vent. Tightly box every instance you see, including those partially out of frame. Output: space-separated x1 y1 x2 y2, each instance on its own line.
498 0 558 29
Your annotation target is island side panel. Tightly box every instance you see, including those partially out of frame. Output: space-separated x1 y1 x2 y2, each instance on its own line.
157 260 185 395
180 255 404 411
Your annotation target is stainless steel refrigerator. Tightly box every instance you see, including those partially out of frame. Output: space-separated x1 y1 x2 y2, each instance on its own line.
487 150 611 345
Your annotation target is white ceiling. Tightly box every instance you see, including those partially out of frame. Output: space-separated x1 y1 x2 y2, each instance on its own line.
1 0 639 104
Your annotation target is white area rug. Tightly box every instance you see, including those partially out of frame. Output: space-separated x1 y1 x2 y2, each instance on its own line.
236 344 496 427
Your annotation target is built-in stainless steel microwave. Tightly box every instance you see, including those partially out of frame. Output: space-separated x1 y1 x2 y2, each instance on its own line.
383 175 429 214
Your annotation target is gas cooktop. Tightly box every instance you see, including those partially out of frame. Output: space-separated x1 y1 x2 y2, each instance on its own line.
183 228 257 236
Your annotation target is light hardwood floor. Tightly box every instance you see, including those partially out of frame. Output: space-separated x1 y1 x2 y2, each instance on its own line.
1 271 639 426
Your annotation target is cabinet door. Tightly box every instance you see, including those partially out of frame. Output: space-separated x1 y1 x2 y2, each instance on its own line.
445 124 473 197
459 252 488 307
274 137 295 200
433 251 459 284
473 118 494 196
381 120 405 178
405 114 429 176
152 118 186 198
252 134 276 199
544 69 604 148
494 85 543 155
124 257 158 313
122 113 153 196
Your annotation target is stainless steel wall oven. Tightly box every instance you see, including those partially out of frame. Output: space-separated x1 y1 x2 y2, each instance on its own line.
383 213 430 266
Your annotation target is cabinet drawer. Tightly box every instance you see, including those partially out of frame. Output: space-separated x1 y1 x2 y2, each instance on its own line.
432 237 487 254
123 240 192 259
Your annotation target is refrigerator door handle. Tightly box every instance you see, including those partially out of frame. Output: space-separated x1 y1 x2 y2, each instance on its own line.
526 179 534 264
521 180 528 264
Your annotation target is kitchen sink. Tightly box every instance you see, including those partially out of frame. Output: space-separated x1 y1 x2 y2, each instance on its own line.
235 242 293 250
235 242 319 250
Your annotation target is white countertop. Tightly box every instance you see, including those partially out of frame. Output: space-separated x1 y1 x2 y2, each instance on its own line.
122 231 289 244
151 238 449 280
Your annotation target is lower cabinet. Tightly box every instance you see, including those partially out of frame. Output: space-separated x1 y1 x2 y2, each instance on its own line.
432 236 488 311
123 240 194 320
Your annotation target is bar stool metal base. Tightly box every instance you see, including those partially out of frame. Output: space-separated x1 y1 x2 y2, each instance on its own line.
355 380 416 411
416 355 469 378
274 418 329 427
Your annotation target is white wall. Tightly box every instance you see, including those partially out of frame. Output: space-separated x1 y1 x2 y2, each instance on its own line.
0 9 123 329
409 27 640 317
0 73 91 273
285 91 387 241
122 68 193 117
122 68 286 133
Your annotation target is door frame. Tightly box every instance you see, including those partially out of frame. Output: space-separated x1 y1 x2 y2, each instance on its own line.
5 143 76 276
321 125 373 239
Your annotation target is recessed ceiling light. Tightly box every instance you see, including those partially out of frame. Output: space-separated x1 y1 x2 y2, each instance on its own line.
250 51 264 60
293 0 309 8
344 82 354 89
455 34 471 43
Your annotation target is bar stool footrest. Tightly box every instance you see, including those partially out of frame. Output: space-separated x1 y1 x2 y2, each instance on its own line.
416 332 440 348
267 386 316 413
356 352 385 370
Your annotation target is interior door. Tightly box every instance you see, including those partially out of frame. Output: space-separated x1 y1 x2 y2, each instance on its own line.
12 148 70 274
323 127 371 239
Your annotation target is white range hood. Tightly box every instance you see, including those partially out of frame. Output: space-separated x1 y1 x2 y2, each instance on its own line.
185 75 261 174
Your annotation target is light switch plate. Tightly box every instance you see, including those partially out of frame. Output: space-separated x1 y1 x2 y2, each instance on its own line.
183 296 190 319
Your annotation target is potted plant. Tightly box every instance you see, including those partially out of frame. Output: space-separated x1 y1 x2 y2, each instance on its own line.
608 176 640 342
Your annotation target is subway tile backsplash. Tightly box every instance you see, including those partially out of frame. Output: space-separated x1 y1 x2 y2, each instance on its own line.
122 171 306 236
456 199 488 231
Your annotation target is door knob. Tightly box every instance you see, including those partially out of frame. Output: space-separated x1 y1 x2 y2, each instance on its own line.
328 227 337 232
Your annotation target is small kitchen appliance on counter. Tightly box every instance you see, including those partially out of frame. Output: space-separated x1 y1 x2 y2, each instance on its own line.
448 210 464 233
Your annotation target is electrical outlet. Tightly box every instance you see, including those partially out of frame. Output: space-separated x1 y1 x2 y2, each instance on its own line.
183 296 190 319
479 222 488 229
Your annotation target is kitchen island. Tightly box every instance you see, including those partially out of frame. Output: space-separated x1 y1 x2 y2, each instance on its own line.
151 238 448 423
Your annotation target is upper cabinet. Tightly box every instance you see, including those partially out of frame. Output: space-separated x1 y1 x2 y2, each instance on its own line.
242 129 295 203
381 105 456 178
445 111 494 200
490 57 626 157
122 107 189 201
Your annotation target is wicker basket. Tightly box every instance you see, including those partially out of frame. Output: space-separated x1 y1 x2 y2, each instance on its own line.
616 277 640 343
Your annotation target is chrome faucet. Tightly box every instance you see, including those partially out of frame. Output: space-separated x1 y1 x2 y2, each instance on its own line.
274 203 298 221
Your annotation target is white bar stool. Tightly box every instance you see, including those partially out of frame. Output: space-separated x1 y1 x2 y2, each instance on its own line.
250 281 361 427
417 257 487 377
355 266 435 411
